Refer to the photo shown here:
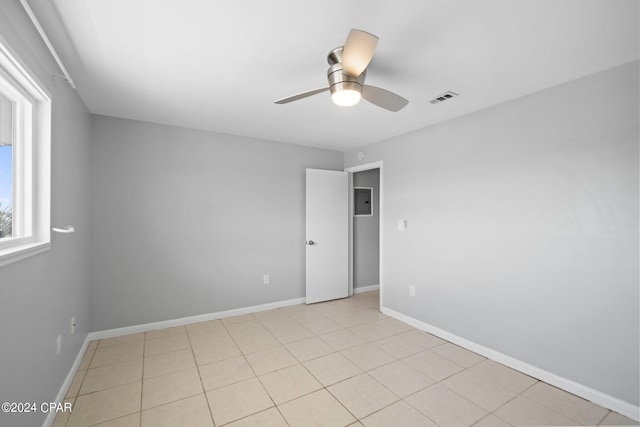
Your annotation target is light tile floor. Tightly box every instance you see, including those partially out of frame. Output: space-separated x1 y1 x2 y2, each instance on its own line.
55 290 638 427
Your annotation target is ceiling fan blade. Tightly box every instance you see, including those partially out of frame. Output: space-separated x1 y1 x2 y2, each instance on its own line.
362 85 409 112
274 87 329 104
342 29 379 77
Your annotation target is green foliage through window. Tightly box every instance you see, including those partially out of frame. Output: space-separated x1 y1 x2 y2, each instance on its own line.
0 202 11 238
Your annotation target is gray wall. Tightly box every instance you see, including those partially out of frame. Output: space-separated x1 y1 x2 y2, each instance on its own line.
353 168 379 289
345 61 639 406
0 2 93 426
90 116 343 330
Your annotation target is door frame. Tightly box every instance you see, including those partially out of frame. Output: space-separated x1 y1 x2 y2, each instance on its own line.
345 161 383 311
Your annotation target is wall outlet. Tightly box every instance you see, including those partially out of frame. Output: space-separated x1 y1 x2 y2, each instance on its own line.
409 285 416 297
398 219 408 231
56 335 62 355
263 274 269 285
71 316 76 335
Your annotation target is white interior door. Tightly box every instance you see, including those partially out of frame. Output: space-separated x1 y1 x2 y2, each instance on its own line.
306 168 349 304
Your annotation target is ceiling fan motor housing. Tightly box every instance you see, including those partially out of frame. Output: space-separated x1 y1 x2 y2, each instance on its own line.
327 47 366 98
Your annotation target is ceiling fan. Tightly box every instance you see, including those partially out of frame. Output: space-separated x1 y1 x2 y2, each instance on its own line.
274 29 409 112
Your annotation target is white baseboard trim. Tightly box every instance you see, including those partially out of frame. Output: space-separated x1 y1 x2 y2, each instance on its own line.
87 296 306 341
42 335 91 427
382 307 640 422
353 284 379 294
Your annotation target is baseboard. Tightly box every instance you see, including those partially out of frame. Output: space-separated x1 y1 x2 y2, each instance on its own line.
87 296 306 341
353 284 379 294
42 335 91 427
382 307 640 422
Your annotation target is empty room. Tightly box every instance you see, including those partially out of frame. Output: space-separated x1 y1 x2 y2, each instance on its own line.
0 1 638 426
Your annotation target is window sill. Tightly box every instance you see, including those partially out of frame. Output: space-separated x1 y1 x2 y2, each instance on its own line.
0 241 51 269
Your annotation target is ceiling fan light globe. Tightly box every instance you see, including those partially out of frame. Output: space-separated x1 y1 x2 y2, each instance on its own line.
332 89 361 107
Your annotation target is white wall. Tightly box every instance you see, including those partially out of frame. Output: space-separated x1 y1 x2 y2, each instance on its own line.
345 61 639 407
90 116 343 330
353 168 379 289
0 2 93 426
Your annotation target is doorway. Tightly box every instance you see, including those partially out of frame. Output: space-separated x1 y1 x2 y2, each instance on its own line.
345 161 383 310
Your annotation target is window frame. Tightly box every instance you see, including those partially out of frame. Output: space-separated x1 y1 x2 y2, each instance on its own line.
0 36 51 268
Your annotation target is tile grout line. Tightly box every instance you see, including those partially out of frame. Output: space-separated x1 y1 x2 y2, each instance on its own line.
138 333 146 427
504 393 589 427
518 381 611 426
185 321 217 427
63 345 97 427
222 313 284 426
235 297 379 424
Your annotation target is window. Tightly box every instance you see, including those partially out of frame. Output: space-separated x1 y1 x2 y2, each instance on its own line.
0 37 51 268
0 91 12 239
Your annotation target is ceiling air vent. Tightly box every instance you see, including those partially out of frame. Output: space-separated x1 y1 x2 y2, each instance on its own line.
430 91 458 104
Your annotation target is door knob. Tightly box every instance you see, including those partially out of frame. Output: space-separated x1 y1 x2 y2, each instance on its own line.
306 240 315 246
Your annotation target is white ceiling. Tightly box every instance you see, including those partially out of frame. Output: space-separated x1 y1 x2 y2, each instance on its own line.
27 0 639 151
